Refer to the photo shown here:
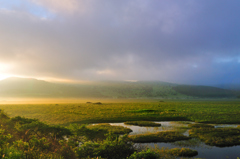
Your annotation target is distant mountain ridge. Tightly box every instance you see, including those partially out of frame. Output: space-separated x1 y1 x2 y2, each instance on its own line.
0 77 103 98
214 83 240 91
0 77 239 99
172 85 236 98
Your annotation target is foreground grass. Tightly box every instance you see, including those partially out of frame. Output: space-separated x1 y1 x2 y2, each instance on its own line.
129 131 190 143
71 123 133 141
124 121 161 127
0 100 240 125
0 110 181 159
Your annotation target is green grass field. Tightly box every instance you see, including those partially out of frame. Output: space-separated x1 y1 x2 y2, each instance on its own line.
0 99 240 125
1 99 240 159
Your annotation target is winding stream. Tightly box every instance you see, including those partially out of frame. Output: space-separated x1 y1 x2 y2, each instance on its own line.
108 121 240 159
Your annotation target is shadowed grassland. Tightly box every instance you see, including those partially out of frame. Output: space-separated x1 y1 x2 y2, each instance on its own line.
0 100 240 125
189 124 240 147
124 121 161 127
173 138 204 147
126 109 158 113
129 131 190 143
172 85 236 98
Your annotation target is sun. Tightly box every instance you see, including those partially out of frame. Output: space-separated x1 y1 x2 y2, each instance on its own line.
0 74 12 80
0 62 15 80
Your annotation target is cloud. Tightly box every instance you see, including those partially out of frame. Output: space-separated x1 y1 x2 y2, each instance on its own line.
29 0 80 14
0 0 240 84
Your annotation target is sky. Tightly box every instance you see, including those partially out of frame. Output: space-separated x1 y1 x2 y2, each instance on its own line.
0 0 240 85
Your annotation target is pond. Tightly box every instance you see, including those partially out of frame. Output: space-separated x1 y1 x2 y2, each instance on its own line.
109 121 193 135
108 122 240 159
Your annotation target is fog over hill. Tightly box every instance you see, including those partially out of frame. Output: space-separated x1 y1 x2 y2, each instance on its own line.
0 77 103 98
0 77 239 99
214 84 240 91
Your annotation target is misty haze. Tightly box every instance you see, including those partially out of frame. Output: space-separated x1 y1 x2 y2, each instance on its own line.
0 1 240 159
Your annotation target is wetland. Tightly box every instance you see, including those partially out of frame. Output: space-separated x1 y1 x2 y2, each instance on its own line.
0 100 240 158
109 121 240 158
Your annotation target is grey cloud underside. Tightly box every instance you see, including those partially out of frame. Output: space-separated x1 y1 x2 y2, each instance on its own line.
0 0 240 84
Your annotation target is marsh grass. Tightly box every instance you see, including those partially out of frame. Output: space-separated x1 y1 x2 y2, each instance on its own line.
71 123 133 141
147 146 198 159
124 121 161 127
188 123 214 128
129 131 190 143
168 148 198 157
189 126 240 147
87 123 132 134
173 138 205 148
1 100 240 125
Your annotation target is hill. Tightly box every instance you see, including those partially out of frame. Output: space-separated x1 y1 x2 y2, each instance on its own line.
214 83 240 91
172 85 237 98
0 77 103 98
0 77 239 99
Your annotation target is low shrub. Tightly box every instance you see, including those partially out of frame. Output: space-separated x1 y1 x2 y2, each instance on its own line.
93 102 102 104
127 149 159 159
77 133 135 159
70 123 132 141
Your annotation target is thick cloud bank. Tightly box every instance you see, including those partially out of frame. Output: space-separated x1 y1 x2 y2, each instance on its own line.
0 0 240 85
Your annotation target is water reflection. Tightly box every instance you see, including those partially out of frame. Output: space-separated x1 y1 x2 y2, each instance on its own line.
214 124 238 128
109 121 193 135
143 142 240 159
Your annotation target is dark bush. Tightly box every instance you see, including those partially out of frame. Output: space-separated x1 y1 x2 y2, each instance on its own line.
77 133 135 159
128 149 159 159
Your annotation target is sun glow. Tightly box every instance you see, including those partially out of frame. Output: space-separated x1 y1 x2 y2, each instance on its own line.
0 62 14 80
37 77 84 83
0 74 12 80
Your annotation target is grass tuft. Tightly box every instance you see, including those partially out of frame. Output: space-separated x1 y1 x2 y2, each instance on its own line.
188 123 214 128
87 123 132 134
129 131 190 143
168 148 198 157
189 127 240 147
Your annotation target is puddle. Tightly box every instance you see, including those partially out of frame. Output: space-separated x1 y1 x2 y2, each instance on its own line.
213 124 238 128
